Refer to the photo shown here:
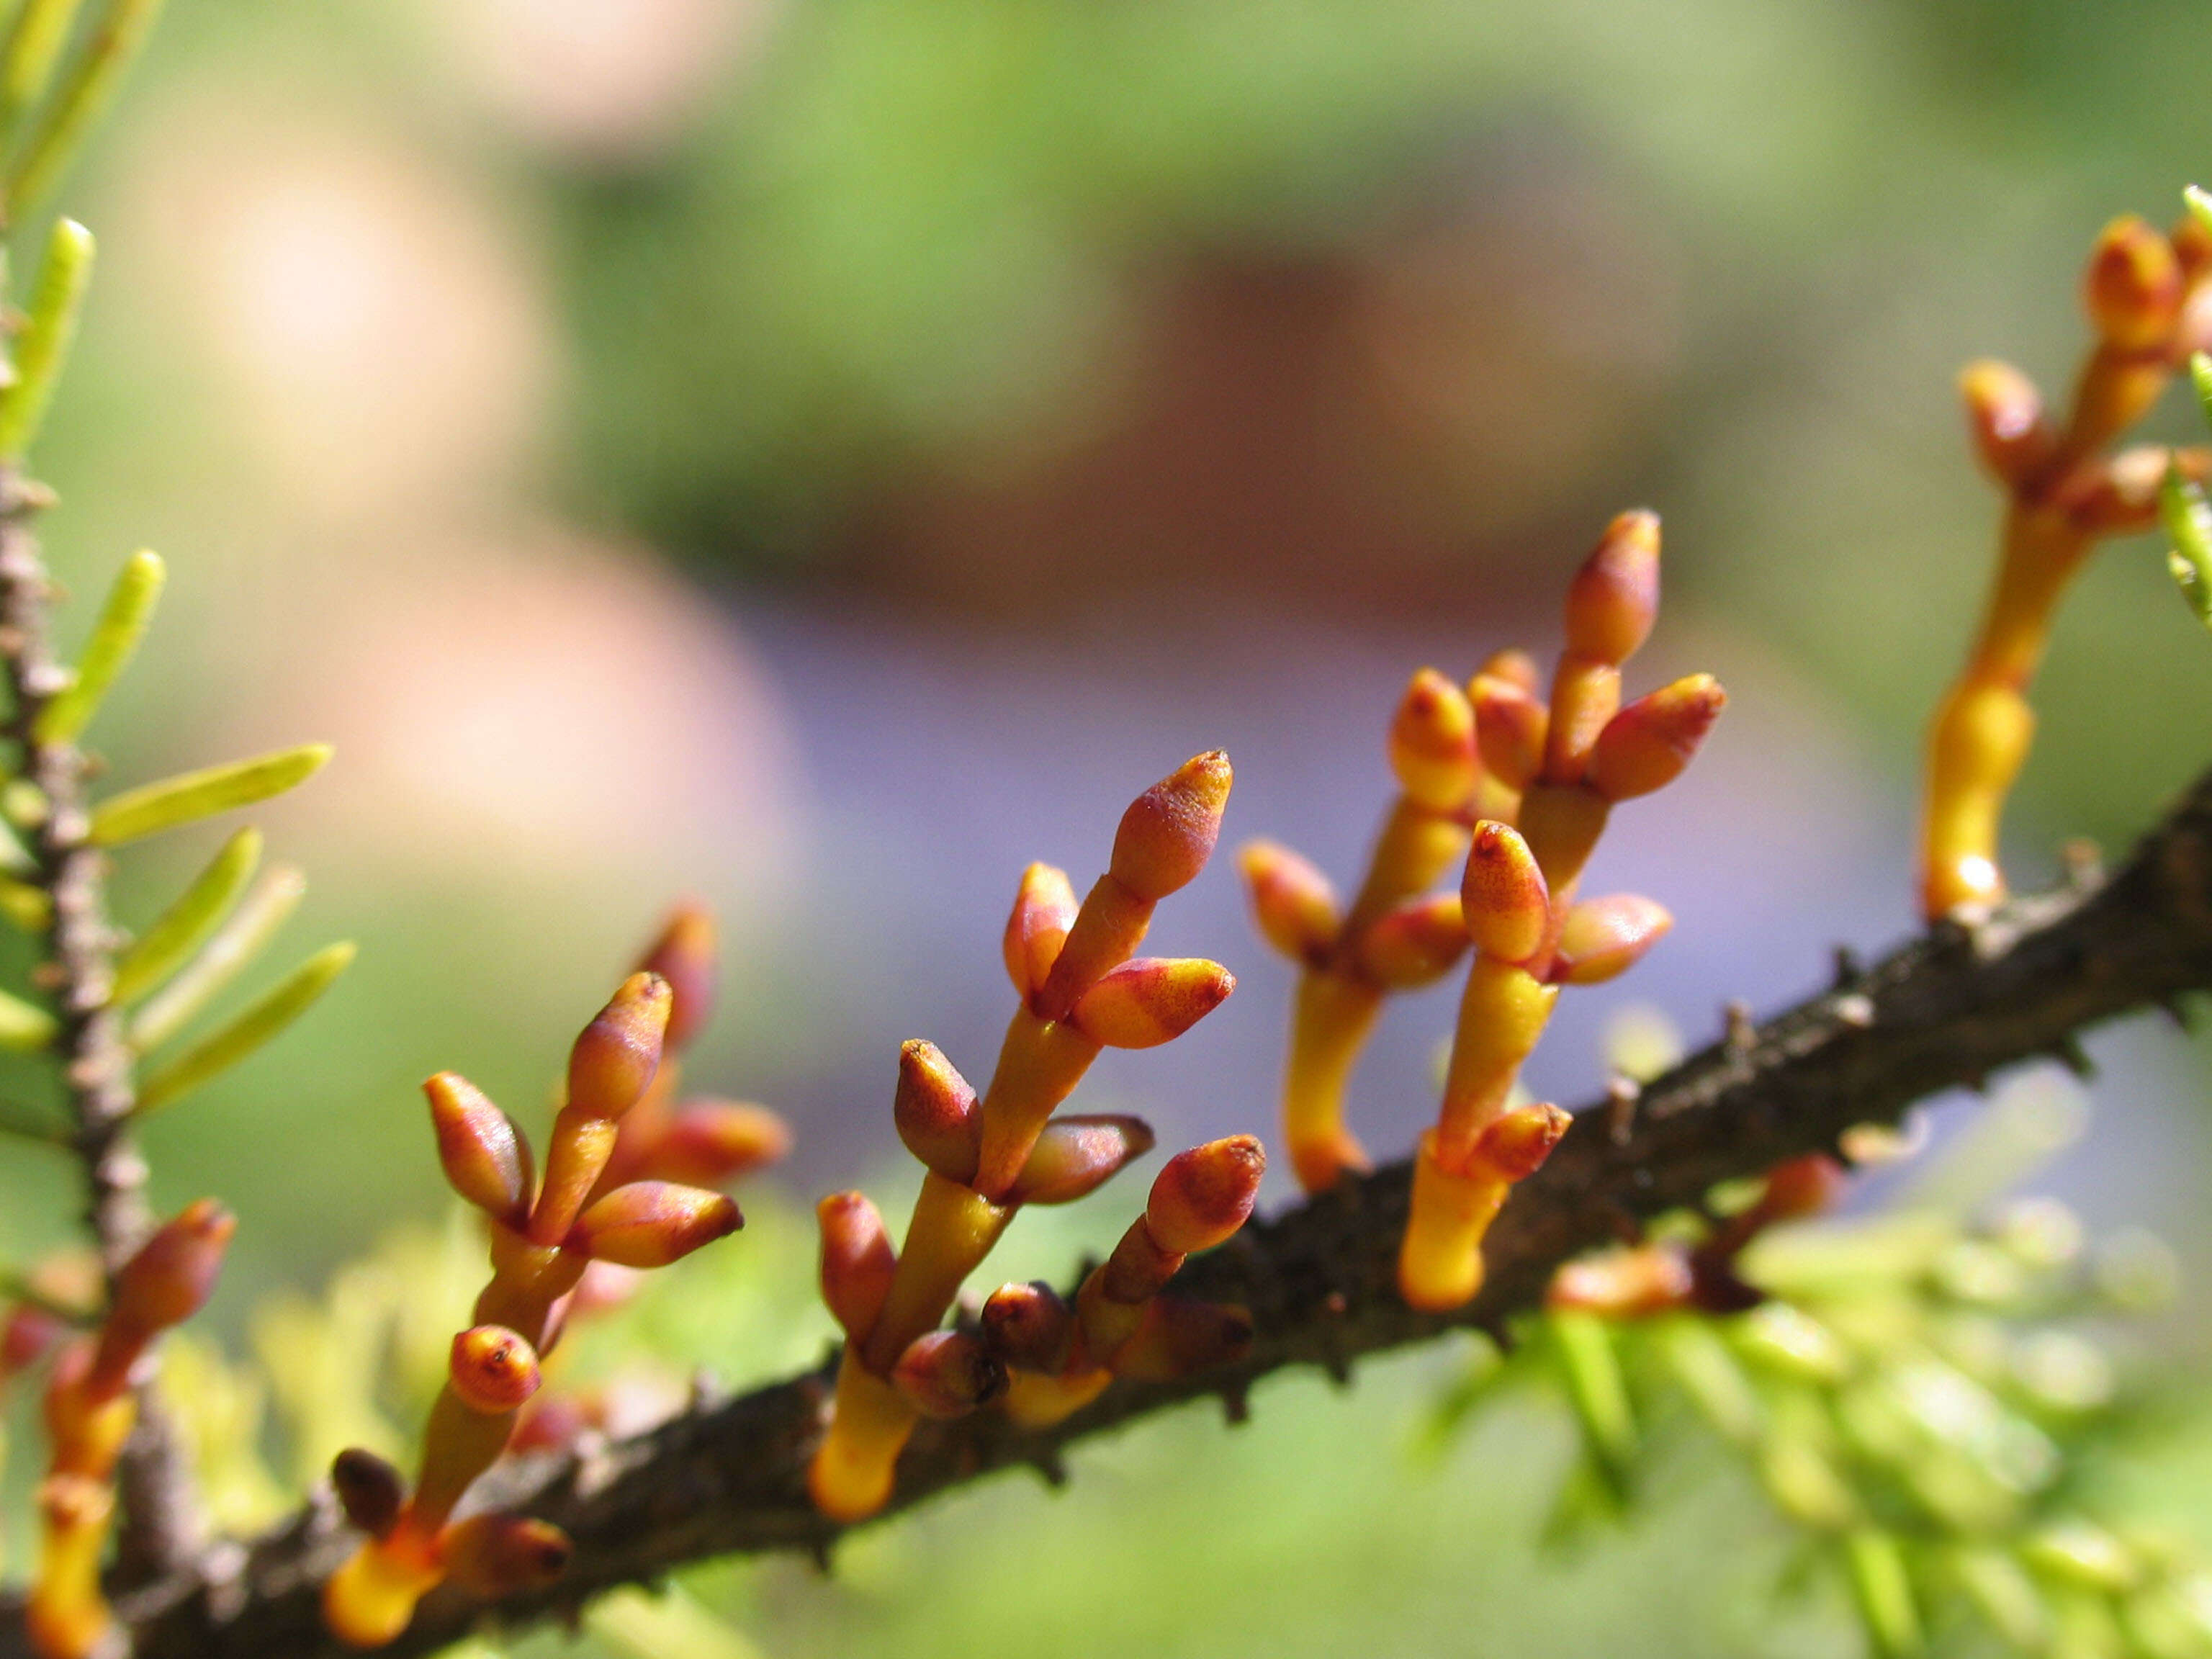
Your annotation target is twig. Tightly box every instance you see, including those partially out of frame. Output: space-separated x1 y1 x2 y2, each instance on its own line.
24 760 2212 1659
0 464 201 1587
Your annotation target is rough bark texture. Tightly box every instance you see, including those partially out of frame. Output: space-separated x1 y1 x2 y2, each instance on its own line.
18 766 2212 1659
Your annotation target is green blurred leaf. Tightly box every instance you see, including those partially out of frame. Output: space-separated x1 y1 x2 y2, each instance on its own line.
2166 467 2212 633
0 0 84 136
0 873 48 932
0 982 53 1051
35 548 163 746
1550 1310 1637 1497
127 862 302 1053
6 0 167 214
1842 1529 1924 1658
89 743 331 848
133 940 354 1115
0 215 90 460
111 826 261 1005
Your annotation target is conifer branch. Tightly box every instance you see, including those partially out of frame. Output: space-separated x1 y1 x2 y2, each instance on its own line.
40 761 2212 1659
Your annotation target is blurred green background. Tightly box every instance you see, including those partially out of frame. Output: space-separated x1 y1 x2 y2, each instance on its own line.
6 0 2212 1653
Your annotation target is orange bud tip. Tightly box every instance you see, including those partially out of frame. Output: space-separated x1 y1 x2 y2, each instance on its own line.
566 971 673 1121
1354 892 1469 989
891 1330 1007 1419
426 1072 534 1226
113 1198 235 1334
1237 840 1339 966
1480 647 1542 693
1007 1113 1156 1205
1958 359 2052 487
2085 214 2182 351
1002 863 1080 999
571 1181 741 1268
1472 1102 1571 1182
331 1448 406 1539
1110 750 1233 901
634 903 717 1053
440 1514 574 1597
1585 674 1726 804
1757 1154 1845 1223
1388 668 1479 811
1460 822 1549 965
1564 511 1662 665
980 1280 1077 1373
1146 1136 1266 1255
1547 1244 1695 1318
1552 895 1673 985
818 1191 896 1341
1473 673 1548 792
1067 956 1235 1048
643 1101 791 1186
449 1324 543 1413
894 1039 980 1182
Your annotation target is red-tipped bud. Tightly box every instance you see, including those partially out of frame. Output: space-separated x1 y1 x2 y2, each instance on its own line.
1109 750 1233 901
1066 957 1235 1049
2085 215 2182 351
634 903 717 1053
1110 1297 1255 1382
1003 863 1080 999
330 1447 406 1539
0 1303 65 1380
449 1324 542 1414
1354 892 1470 989
570 1182 741 1268
1552 894 1673 985
642 1101 791 1187
566 972 672 1122
891 1330 1007 1419
1959 359 2054 488
112 1199 235 1336
1563 511 1661 665
426 1072 534 1226
1388 668 1479 811
1471 1102 1571 1182
1585 674 1726 803
1548 1245 1695 1318
1480 646 1542 693
981 1281 1077 1373
440 1513 573 1597
1008 1114 1156 1206
1756 1155 1844 1224
1146 1136 1266 1255
1460 822 1550 965
1238 840 1339 966
894 1039 981 1182
1473 673 1548 791
818 1192 896 1340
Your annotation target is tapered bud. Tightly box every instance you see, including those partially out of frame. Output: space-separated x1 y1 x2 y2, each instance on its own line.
426 1072 534 1225
891 1330 1007 1419
1009 1114 1156 1205
1110 1297 1255 1382
1388 668 1479 811
981 1281 1077 1373
1473 673 1547 791
1238 840 1339 966
330 1447 406 1539
1146 1136 1266 1255
894 1039 981 1181
1959 360 2054 487
1756 1155 1844 1223
1067 957 1236 1048
1109 750 1233 901
1003 863 1079 999
112 1199 235 1335
1472 1102 1571 1182
1355 893 1470 989
644 1101 791 1187
1460 822 1550 966
1549 1246 1695 1318
818 1192 896 1340
449 1325 542 1413
1481 646 1542 693
2085 215 2182 351
440 1514 573 1596
1552 895 1673 985
1585 674 1726 803
634 904 717 1053
566 972 671 1121
1564 511 1661 665
570 1182 741 1267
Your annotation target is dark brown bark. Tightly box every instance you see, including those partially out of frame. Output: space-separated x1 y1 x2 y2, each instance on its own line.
19 763 2212 1659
